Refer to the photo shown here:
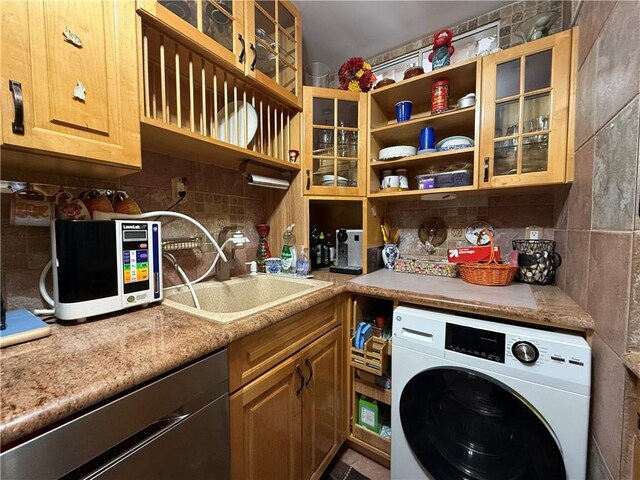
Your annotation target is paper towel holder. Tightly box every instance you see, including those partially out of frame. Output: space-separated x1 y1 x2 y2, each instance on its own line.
240 160 292 190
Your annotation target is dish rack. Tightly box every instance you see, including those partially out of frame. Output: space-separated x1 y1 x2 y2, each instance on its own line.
458 229 517 286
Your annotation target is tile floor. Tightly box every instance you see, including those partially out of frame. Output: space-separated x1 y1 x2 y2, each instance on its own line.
334 446 390 480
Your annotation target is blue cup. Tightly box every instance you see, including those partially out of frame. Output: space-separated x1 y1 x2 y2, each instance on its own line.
419 127 436 150
395 101 413 122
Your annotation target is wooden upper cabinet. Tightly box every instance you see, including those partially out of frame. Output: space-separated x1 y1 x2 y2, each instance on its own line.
479 29 573 189
137 0 302 110
137 0 246 74
0 0 141 174
244 0 302 109
303 87 368 197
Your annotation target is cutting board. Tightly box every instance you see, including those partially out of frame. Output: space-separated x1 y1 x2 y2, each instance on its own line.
0 309 52 348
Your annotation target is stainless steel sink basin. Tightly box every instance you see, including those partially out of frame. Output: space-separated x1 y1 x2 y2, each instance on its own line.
162 274 332 323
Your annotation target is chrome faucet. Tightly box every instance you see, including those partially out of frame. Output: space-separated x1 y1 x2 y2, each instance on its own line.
215 225 249 281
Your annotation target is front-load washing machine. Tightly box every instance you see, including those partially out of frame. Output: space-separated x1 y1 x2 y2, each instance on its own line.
391 305 591 480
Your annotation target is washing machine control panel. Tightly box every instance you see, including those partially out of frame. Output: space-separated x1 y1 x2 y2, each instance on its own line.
445 323 506 363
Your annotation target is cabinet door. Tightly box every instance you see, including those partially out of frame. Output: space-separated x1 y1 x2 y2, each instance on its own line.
1 0 141 169
230 354 303 480
479 30 572 188
303 87 368 197
245 0 302 108
301 327 344 480
137 0 246 74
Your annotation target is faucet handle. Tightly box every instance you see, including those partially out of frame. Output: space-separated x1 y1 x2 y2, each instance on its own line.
245 261 257 274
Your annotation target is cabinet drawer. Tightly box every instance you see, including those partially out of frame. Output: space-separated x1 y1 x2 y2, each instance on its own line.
228 299 338 392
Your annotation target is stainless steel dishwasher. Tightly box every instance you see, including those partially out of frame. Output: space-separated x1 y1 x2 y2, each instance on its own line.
1 349 229 479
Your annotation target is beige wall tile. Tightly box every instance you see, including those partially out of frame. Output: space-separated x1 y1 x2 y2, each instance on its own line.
567 138 594 230
575 0 616 67
554 229 568 290
565 230 590 309
594 0 640 129
620 371 639 479
592 98 639 231
590 334 626 479
588 231 633 354
575 45 598 148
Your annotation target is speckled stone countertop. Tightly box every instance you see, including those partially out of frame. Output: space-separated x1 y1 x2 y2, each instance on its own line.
0 270 592 446
623 352 640 378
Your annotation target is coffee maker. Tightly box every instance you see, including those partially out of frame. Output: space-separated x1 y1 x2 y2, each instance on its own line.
330 228 363 275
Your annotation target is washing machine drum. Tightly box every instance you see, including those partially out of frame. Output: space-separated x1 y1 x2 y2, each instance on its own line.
399 367 566 480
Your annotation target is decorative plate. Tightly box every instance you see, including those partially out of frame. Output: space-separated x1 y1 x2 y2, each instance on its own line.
465 221 495 246
379 145 417 161
436 136 474 151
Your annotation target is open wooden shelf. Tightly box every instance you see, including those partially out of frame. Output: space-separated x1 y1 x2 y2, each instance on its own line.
369 58 479 115
370 147 475 170
369 184 477 199
354 378 392 405
352 424 391 455
141 119 300 172
371 106 476 148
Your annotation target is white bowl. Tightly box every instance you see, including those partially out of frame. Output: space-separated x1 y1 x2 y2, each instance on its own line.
436 136 474 151
379 145 417 161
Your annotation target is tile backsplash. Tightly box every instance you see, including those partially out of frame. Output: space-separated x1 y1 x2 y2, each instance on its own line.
386 192 557 260
1 151 266 311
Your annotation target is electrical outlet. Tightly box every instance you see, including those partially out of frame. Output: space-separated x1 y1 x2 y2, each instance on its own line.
525 225 541 240
171 177 186 200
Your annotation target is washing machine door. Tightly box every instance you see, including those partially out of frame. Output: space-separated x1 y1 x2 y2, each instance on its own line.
399 367 566 480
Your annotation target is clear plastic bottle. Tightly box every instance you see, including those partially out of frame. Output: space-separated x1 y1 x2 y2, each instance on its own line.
281 224 297 273
296 246 309 276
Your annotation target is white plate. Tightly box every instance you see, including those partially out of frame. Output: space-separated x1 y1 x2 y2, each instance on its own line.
216 101 258 147
379 145 417 161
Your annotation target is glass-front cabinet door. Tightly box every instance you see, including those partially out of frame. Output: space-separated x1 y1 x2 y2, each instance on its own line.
245 0 302 108
138 0 247 73
303 87 367 196
479 30 573 189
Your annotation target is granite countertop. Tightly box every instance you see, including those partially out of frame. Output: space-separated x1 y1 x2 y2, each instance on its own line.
0 270 593 446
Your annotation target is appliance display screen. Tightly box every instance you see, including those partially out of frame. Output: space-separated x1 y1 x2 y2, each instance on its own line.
445 323 506 363
123 230 148 241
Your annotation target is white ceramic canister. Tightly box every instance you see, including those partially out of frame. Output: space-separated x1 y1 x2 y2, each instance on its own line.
396 168 409 189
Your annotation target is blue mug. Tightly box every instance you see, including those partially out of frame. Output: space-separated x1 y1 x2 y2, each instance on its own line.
395 101 413 122
419 127 436 150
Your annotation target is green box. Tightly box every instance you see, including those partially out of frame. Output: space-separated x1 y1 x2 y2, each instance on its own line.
358 397 378 432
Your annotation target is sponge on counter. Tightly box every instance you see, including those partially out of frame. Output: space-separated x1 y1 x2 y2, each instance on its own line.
0 309 52 348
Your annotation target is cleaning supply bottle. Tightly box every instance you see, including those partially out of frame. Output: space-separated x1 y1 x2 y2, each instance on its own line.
317 232 326 268
281 224 297 273
296 246 309 276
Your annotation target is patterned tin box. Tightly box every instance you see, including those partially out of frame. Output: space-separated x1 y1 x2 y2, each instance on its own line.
394 258 458 277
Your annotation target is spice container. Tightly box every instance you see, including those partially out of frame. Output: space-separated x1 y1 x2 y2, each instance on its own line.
431 79 449 114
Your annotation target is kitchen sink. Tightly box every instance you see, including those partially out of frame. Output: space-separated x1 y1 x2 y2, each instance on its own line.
162 274 332 323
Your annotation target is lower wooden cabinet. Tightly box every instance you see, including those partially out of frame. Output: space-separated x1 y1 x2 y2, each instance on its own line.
229 301 344 480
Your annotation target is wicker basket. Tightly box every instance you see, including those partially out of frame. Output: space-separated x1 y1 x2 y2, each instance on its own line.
458 229 517 286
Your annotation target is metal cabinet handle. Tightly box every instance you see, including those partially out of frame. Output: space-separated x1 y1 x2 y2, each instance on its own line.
9 80 24 135
238 34 246 64
306 169 310 190
295 365 304 396
249 43 257 71
304 358 313 386
483 157 490 182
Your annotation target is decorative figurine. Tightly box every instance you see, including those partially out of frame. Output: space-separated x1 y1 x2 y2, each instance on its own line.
428 29 455 70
